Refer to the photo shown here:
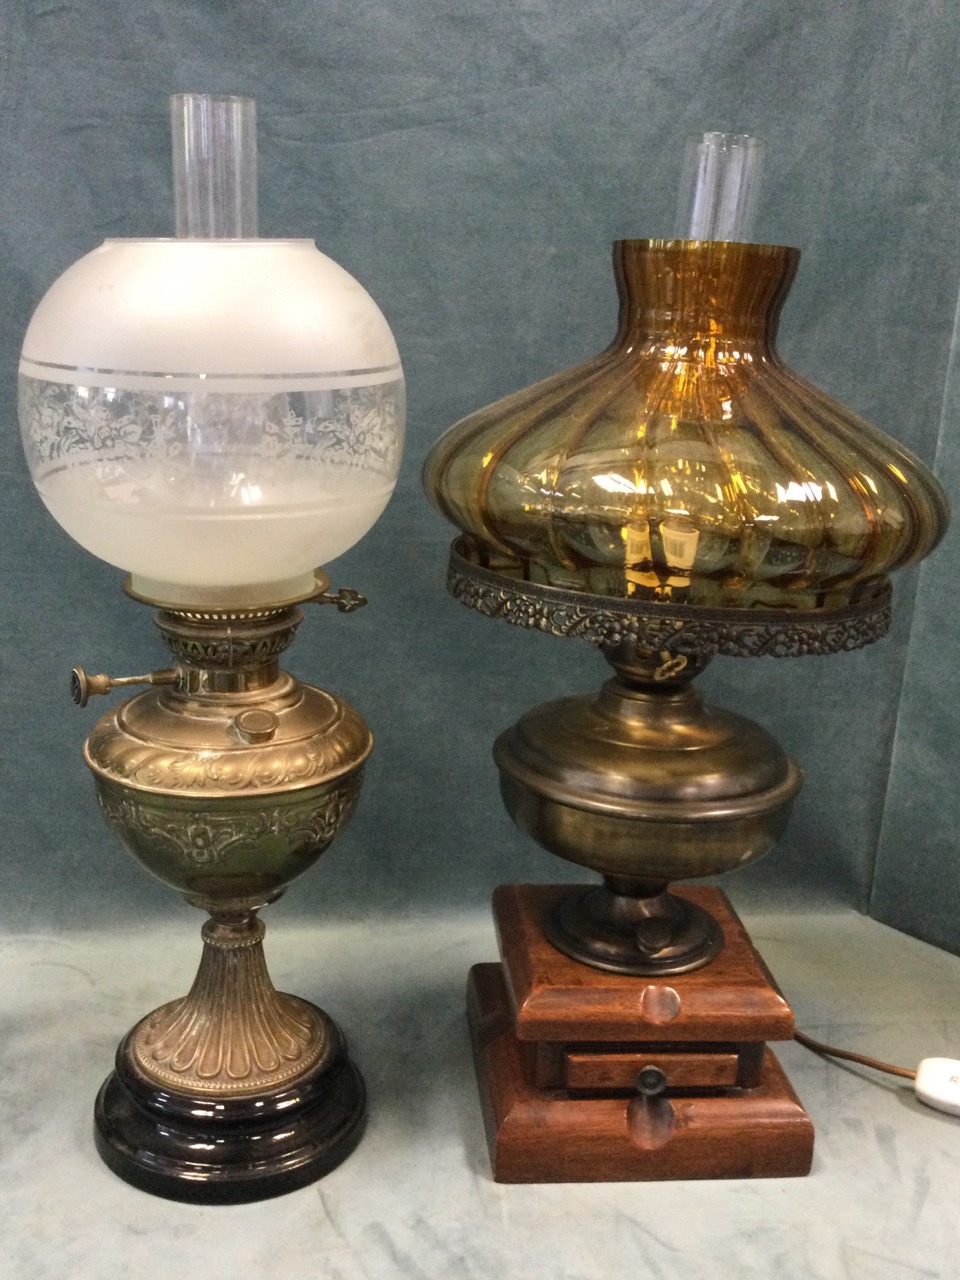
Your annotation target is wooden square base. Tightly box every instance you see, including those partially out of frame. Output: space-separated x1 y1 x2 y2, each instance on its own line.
467 885 814 1183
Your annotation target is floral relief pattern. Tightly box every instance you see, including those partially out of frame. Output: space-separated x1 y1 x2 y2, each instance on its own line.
447 547 893 659
97 781 362 869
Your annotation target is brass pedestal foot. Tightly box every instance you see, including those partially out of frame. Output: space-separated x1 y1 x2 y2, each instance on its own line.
93 912 365 1203
544 879 724 976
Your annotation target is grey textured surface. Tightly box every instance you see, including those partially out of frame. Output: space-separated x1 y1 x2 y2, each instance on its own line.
0 0 956 943
2 907 959 1278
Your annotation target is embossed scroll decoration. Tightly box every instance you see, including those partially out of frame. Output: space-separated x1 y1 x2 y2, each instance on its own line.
97 781 362 870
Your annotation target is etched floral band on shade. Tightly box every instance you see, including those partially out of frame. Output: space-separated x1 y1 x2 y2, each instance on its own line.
19 235 405 610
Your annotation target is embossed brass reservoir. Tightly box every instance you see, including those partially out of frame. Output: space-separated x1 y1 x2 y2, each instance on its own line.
81 576 373 1201
84 606 370 906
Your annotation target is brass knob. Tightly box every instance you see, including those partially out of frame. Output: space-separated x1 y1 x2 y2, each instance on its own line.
71 669 112 707
71 666 178 708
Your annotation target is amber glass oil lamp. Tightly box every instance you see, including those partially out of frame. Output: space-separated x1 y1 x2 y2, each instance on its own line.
423 133 948 1182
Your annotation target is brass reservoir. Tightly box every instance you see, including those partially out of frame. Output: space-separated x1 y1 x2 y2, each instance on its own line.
494 674 802 885
82 599 372 909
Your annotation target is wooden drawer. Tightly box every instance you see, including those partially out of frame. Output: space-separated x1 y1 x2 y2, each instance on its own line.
529 1040 765 1091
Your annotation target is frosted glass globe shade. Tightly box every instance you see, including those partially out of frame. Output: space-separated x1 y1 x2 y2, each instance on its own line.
19 238 405 607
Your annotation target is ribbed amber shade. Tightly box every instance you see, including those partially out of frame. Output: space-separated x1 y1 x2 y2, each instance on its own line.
424 240 948 610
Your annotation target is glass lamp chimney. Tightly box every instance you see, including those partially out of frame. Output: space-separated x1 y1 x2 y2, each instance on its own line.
171 92 258 239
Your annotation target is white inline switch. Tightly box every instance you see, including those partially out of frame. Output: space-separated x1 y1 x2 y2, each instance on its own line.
914 1058 960 1116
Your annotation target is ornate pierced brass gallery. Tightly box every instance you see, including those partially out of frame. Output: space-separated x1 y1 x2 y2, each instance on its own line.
82 581 370 1202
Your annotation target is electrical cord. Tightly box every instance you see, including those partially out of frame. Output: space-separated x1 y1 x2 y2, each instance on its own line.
794 1028 916 1080
794 1028 960 1115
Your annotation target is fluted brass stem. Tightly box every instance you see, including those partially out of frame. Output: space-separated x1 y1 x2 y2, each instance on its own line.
131 914 331 1094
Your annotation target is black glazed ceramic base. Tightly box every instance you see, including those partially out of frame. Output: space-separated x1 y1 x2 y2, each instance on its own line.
93 1016 367 1204
544 884 725 977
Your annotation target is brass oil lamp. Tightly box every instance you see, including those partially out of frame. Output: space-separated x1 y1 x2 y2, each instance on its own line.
423 135 948 1181
18 95 405 1201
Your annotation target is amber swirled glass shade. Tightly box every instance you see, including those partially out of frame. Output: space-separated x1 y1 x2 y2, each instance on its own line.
424 240 948 611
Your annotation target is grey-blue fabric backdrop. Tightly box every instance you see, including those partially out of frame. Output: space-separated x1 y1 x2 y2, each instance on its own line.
0 0 956 949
